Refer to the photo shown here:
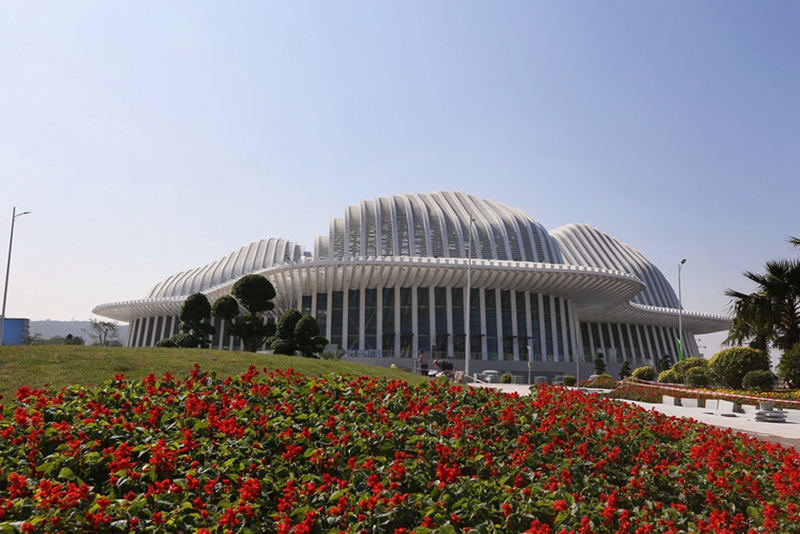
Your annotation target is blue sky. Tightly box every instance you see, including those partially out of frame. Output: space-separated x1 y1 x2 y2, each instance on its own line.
1 1 798 355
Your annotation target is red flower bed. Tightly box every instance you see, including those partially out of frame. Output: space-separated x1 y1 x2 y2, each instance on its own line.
610 380 800 410
1 365 799 532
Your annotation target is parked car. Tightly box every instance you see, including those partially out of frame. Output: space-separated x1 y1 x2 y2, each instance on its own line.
480 370 500 383
552 375 565 385
533 376 548 384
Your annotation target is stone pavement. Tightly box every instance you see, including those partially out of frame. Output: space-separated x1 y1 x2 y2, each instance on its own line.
473 383 800 452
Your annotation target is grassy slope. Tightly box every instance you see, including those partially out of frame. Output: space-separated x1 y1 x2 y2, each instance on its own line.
0 346 428 398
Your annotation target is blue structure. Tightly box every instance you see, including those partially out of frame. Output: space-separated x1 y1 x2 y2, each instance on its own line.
1 318 29 345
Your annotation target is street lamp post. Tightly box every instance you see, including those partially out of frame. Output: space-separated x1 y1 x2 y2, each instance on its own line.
0 208 31 346
677 259 686 361
284 255 294 310
464 218 474 380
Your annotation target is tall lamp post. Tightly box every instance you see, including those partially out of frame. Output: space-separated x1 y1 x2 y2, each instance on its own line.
464 218 474 380
677 258 686 361
284 255 295 310
0 208 31 346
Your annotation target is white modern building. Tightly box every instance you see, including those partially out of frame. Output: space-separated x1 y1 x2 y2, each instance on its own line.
94 192 730 378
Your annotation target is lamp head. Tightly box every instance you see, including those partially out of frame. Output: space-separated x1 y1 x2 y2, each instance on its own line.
680 259 686 264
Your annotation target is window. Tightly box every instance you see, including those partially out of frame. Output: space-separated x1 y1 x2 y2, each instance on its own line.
485 289 498 358
330 291 343 347
530 293 541 360
347 290 360 350
365 289 377 350
417 287 430 353
315 293 328 339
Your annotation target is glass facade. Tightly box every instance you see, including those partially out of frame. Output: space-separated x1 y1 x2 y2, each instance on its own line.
530 293 541 361
330 291 343 347
365 288 377 350
485 289 498 358
469 288 482 359
347 290 360 350
417 287 430 353
382 288 395 355
516 291 528 359
500 290 513 360
542 295 553 360
125 287 686 367
316 293 328 340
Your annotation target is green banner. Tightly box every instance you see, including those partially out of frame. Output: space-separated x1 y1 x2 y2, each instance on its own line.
674 333 685 361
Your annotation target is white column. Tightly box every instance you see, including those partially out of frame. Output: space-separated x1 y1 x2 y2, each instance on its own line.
394 287 401 356
445 286 453 356
411 286 418 354
376 286 383 355
479 288 487 359
495 290 504 360
359 288 366 351
511 291 519 361
537 294 546 361
559 299 569 362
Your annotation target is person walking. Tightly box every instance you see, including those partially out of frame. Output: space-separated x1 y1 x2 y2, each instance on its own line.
418 349 430 375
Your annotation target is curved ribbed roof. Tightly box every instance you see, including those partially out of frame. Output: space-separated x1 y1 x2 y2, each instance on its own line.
145 238 304 299
93 192 731 335
319 191 562 263
550 223 678 309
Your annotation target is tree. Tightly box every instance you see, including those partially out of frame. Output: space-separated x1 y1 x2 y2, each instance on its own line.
593 353 606 375
724 237 800 353
672 357 708 381
212 275 277 352
777 342 800 388
170 293 216 348
268 309 329 358
658 369 680 383
741 370 777 391
62 334 85 345
685 367 709 387
618 361 631 380
708 346 771 390
656 355 672 374
24 332 44 345
631 366 656 381
84 319 122 347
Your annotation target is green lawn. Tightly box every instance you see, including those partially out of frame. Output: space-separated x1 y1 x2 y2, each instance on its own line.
0 345 428 398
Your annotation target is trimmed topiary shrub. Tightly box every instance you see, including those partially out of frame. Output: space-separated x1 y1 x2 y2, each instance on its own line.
658 369 680 383
562 375 577 387
708 347 771 390
631 366 656 381
672 357 708 380
742 370 777 391
684 367 709 387
777 343 800 388
594 353 607 375
618 361 632 379
155 337 177 348
500 373 513 384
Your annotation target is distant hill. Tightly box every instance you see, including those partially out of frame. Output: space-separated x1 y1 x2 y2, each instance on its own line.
29 320 129 343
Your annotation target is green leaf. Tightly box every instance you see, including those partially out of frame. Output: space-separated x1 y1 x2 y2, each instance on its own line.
58 467 76 481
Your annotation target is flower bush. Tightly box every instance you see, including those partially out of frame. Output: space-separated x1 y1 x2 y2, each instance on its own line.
1 365 800 533
579 374 618 390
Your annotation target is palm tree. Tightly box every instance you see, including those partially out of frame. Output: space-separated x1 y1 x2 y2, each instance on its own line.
724 238 800 353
